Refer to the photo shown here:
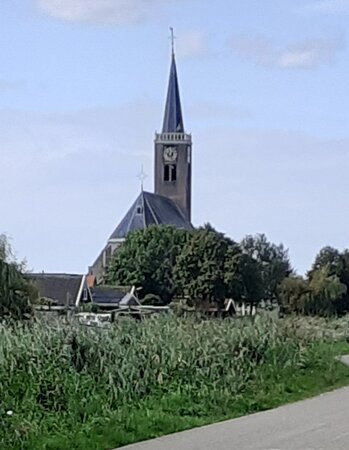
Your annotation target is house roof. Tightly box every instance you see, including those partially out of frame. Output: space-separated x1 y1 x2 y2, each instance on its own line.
91 286 127 305
91 286 140 308
28 273 85 306
109 191 193 240
162 53 184 133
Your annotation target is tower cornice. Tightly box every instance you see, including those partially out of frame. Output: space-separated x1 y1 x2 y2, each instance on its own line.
154 132 192 144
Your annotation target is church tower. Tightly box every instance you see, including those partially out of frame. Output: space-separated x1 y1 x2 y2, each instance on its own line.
154 40 192 221
89 33 194 283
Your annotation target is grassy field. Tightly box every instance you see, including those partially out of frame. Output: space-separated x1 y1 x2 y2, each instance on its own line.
1 315 349 449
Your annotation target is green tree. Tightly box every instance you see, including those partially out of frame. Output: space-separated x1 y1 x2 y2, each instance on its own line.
241 234 292 303
278 276 310 315
173 225 234 308
224 248 263 307
279 268 347 317
309 246 344 277
107 225 265 311
308 246 349 315
0 235 36 319
106 226 189 304
307 267 347 316
174 224 263 309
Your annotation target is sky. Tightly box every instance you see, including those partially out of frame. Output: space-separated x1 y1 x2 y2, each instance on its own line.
0 0 348 274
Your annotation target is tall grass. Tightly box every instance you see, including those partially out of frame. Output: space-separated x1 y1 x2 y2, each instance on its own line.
0 316 348 449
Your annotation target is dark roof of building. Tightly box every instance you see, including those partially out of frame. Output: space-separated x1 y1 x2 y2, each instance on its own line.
109 191 193 240
28 273 85 306
162 53 184 133
91 286 127 305
91 286 140 308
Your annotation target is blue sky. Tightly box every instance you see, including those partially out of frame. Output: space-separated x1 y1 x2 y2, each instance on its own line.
1 0 348 274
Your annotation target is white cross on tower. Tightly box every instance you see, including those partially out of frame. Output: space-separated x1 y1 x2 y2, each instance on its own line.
169 27 176 56
137 165 147 191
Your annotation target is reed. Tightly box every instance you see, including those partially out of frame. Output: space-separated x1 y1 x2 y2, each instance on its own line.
0 315 348 449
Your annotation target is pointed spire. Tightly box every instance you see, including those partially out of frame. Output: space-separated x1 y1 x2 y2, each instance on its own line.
162 29 184 133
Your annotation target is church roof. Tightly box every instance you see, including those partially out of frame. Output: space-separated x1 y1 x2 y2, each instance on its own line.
162 54 184 133
109 191 193 240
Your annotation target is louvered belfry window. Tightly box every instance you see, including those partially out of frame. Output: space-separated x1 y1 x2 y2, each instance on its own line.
164 164 177 182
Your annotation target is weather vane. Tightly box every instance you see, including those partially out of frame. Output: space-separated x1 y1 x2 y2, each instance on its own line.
169 27 176 55
137 165 147 191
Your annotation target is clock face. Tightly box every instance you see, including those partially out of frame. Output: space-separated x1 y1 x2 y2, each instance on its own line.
163 147 178 162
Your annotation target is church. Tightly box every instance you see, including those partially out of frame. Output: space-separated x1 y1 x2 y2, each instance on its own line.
89 43 194 283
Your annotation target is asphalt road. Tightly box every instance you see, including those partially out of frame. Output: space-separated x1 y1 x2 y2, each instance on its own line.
121 386 349 450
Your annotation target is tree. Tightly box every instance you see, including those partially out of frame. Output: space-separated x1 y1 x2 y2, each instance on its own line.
307 267 347 316
174 224 263 309
309 246 344 277
340 250 349 287
107 225 266 310
173 225 234 308
279 268 347 317
308 247 349 315
0 235 36 319
224 248 263 307
240 234 292 303
278 276 310 315
106 226 189 304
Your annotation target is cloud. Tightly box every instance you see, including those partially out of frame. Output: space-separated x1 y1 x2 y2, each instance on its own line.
231 35 345 69
37 0 184 25
278 38 345 68
176 30 206 59
300 0 349 14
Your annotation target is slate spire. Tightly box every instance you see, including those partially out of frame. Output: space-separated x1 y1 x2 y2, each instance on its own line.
162 39 184 133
